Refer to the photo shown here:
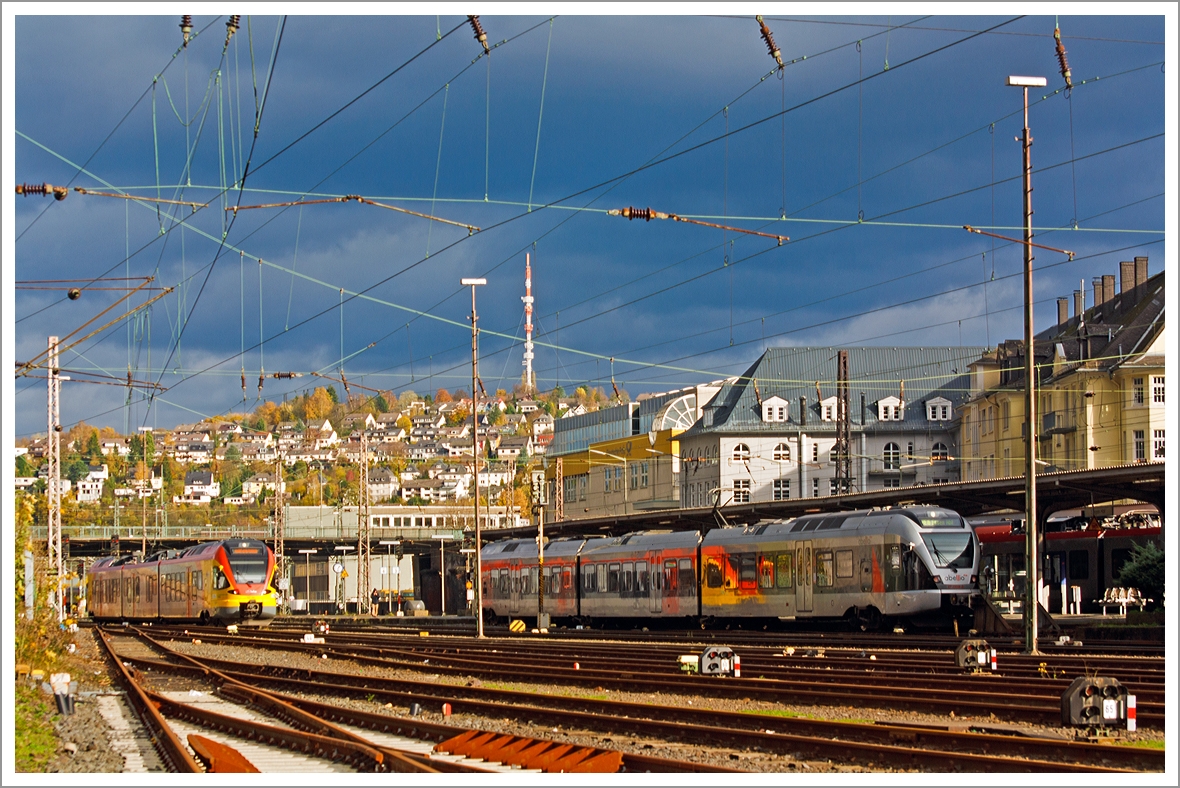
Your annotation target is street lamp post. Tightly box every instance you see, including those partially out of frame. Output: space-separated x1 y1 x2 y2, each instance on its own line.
433 534 454 616
297 548 317 602
1008 74 1046 655
461 277 487 638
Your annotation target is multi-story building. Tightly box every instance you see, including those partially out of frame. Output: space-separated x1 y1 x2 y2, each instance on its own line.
676 346 981 507
960 258 1164 478
542 385 719 519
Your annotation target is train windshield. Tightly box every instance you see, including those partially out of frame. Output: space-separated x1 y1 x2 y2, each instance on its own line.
226 543 270 584
921 534 974 569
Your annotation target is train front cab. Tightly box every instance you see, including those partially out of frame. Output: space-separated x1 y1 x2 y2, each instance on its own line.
206 539 278 623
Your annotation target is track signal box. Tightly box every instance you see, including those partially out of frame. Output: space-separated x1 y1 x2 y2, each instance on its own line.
1061 676 1130 728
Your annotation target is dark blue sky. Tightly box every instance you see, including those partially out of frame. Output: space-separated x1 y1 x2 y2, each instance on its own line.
6 11 1172 436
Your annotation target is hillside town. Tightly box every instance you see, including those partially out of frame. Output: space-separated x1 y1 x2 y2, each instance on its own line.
15 261 1164 532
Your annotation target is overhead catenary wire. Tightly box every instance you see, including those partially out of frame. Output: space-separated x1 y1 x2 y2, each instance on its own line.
16 15 1161 434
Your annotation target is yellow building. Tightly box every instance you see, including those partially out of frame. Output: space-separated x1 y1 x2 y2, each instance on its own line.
543 428 683 519
960 259 1165 480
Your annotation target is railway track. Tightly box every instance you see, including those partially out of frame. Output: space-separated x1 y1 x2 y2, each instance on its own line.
265 616 1166 656
95 627 730 773
127 624 1165 729
99 626 1162 773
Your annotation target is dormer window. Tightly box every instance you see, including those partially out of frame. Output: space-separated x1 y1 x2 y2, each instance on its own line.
926 397 952 422
819 396 838 422
877 396 904 421
761 396 789 423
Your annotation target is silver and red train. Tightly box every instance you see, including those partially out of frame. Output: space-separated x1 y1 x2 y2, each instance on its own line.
481 506 980 629
86 538 278 625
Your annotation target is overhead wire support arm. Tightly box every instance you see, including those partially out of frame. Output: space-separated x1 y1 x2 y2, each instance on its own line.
963 225 1074 260
608 205 788 245
225 194 480 233
71 187 208 210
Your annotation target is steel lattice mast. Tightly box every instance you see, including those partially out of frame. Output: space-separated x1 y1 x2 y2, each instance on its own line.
834 350 852 494
357 429 371 612
46 336 64 620
274 452 286 599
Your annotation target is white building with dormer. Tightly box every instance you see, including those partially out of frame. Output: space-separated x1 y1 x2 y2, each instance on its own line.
676 347 982 507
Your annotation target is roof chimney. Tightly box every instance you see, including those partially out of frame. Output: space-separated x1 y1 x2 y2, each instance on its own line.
1057 297 1069 327
1092 277 1104 306
1120 260 1135 294
1102 274 1115 305
799 396 807 426
1134 256 1148 288
1073 289 1084 319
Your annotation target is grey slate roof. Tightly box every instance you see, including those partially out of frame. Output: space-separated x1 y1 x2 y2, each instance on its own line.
684 346 985 436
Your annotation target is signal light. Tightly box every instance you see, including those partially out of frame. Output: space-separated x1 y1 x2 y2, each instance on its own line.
1062 676 1130 728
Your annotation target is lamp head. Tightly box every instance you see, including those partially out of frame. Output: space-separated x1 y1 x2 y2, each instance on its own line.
1006 75 1046 87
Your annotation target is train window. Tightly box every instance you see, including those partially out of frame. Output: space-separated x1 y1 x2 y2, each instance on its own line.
582 564 596 593
622 562 634 594
816 552 833 587
776 553 793 588
679 559 695 597
705 558 723 588
528 567 538 595
758 556 775 589
1068 550 1090 580
889 545 902 570
836 550 854 579
636 562 649 593
739 555 756 589
664 560 677 593
598 564 608 594
212 566 230 590
498 568 509 595
607 563 621 593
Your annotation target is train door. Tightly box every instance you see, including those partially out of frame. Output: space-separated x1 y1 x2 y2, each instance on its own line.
508 559 521 615
663 558 678 614
796 541 813 613
648 553 662 614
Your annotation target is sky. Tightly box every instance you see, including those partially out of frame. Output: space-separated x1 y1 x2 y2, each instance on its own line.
5 6 1176 438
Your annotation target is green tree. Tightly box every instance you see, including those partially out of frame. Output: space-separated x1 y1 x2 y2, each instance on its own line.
1118 541 1164 608
326 385 339 404
85 431 103 463
63 454 89 483
374 393 390 413
15 454 34 477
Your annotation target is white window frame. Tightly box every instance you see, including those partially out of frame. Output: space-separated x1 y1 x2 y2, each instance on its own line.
732 443 751 462
733 478 751 504
773 478 790 500
1152 376 1165 404
773 443 791 462
1152 429 1165 460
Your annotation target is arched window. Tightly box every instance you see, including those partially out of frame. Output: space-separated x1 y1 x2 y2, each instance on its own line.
883 442 901 470
931 442 949 461
732 443 751 462
773 442 791 461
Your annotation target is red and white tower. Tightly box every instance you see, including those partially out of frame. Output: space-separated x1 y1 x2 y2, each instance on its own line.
522 253 535 392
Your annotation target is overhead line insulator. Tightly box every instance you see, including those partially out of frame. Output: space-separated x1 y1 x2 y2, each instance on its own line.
226 15 240 47
180 15 193 48
756 15 785 69
1054 27 1073 91
16 183 68 201
468 16 490 54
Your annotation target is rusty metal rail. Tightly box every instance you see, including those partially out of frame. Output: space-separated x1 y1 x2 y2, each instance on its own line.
142 626 1163 728
112 634 1159 772
94 628 204 772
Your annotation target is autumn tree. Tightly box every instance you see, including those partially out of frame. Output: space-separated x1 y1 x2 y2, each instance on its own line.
435 388 452 404
446 406 470 427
